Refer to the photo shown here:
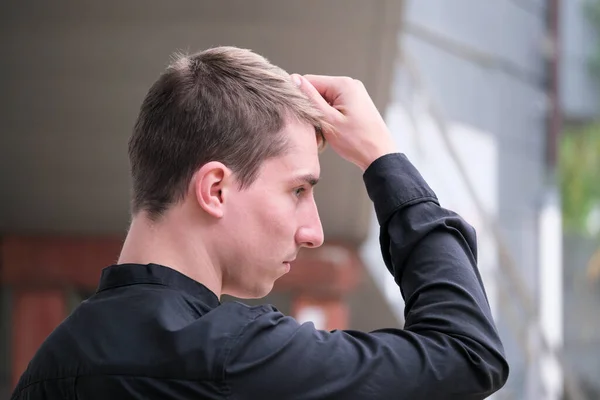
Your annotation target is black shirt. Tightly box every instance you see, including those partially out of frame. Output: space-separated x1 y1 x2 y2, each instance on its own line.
11 153 509 399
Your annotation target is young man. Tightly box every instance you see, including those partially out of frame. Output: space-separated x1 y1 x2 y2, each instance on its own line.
12 46 509 399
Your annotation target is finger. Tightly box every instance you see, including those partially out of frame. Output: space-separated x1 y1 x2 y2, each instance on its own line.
291 74 339 119
302 75 350 104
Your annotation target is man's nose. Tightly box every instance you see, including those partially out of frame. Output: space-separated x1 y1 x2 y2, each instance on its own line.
296 207 324 249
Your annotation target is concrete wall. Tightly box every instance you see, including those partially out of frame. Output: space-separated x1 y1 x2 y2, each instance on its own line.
561 0 600 121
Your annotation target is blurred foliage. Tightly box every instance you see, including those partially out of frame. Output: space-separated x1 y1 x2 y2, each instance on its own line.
559 123 600 235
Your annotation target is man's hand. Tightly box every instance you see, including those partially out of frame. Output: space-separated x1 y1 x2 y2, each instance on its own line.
292 74 397 171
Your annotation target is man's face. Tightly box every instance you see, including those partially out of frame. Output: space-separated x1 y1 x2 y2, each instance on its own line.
219 119 324 299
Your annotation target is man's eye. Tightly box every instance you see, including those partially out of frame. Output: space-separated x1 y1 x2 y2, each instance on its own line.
294 187 306 197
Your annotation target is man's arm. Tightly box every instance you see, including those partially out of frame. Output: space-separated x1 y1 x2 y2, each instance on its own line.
223 152 508 399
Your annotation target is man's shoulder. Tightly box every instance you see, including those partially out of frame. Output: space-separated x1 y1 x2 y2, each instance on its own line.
210 301 279 328
207 301 308 350
211 301 314 355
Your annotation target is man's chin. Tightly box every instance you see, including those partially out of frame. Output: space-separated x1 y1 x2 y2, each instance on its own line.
227 281 276 300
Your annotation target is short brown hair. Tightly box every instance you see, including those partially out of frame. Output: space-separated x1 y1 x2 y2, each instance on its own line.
128 46 327 219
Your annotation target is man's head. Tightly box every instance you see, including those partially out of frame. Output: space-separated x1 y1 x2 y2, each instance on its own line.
128 46 326 298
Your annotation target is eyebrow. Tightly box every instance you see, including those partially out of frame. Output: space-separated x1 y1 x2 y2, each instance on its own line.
291 174 319 187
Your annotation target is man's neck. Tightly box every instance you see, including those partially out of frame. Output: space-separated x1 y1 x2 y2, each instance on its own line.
118 212 223 298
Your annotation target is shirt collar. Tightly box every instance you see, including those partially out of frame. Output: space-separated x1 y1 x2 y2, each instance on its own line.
96 263 221 308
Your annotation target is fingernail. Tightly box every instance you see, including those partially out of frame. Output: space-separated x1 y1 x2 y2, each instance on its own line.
291 74 301 87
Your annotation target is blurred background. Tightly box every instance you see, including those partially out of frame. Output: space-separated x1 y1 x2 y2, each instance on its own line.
0 0 599 399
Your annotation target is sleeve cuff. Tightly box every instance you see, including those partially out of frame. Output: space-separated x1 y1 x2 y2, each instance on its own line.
362 153 439 225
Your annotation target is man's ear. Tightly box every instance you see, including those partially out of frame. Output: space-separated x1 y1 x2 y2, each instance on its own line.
192 161 233 219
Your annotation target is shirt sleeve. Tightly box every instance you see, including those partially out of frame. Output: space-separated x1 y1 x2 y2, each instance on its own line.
223 153 509 400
